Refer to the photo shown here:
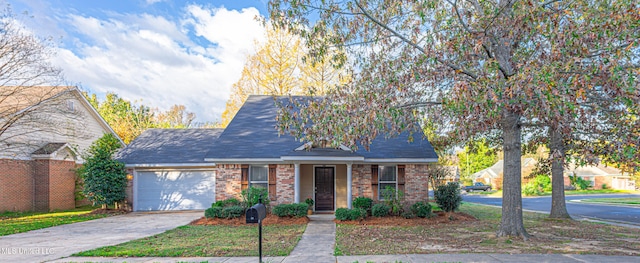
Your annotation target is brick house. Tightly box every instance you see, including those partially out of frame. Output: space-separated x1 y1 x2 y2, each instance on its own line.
0 86 122 211
117 95 438 212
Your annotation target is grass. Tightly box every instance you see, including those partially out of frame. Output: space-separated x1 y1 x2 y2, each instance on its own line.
335 202 640 256
74 224 307 257
467 189 637 197
0 206 109 236
579 197 640 206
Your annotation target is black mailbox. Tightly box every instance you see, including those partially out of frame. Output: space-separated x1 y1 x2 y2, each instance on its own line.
246 203 266 224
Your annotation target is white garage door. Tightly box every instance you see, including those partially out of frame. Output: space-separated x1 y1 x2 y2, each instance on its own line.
136 170 215 211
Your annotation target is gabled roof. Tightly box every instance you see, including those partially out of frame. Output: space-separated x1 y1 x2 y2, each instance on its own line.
116 128 223 166
473 158 537 179
204 95 438 163
567 164 625 177
32 143 68 155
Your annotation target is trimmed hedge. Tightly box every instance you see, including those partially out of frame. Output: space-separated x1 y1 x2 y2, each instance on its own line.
335 208 366 221
272 203 308 218
352 197 373 213
221 205 245 219
204 207 222 218
212 198 241 208
411 201 432 218
371 203 390 217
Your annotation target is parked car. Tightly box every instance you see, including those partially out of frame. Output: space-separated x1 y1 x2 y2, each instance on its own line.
463 182 492 192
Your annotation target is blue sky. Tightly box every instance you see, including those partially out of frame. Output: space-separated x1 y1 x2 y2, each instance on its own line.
8 0 271 123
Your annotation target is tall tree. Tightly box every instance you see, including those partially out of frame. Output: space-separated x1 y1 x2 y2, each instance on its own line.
269 0 639 238
85 92 197 144
457 139 498 182
79 133 126 209
220 26 347 127
0 5 70 154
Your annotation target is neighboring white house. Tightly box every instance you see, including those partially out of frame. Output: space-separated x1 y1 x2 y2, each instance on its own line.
565 164 635 190
0 86 122 211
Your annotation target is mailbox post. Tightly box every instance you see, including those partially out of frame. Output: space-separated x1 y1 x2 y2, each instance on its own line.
246 198 266 263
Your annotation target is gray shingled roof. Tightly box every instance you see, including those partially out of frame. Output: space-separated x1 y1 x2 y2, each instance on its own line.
116 129 222 164
205 95 438 161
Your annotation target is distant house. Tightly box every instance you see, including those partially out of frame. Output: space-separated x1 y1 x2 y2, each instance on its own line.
0 86 122 212
473 158 636 191
472 158 537 188
564 164 635 190
117 95 439 211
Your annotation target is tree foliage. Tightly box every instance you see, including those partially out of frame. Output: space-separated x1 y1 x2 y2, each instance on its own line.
457 139 498 181
85 92 197 144
220 26 348 127
269 0 639 238
79 133 126 208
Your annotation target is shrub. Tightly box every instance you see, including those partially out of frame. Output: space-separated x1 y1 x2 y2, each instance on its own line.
220 205 244 219
371 203 390 217
335 208 366 220
353 197 373 213
434 182 462 212
273 203 308 217
522 182 541 196
212 198 241 208
204 207 222 218
523 175 551 196
410 201 432 218
241 187 269 208
402 211 416 219
381 186 405 216
335 208 350 220
601 183 608 190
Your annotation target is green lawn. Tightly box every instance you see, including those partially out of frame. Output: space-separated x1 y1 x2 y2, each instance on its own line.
74 224 307 257
0 206 110 236
335 202 640 256
579 197 640 206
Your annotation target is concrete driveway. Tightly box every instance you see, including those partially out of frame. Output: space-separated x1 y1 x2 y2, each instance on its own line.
0 211 202 263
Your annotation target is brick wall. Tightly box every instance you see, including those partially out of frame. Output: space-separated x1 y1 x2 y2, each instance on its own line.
215 164 242 201
47 160 76 211
275 164 294 205
352 164 373 199
1 159 77 212
404 164 430 202
0 159 34 211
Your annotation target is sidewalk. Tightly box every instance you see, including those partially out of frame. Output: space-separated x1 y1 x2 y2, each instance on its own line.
46 214 640 263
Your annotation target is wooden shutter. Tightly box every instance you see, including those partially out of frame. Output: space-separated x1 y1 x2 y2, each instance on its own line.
371 165 378 200
241 165 249 191
268 164 277 201
397 165 406 194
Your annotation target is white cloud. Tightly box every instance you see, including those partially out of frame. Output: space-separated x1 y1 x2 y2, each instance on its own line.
51 5 266 122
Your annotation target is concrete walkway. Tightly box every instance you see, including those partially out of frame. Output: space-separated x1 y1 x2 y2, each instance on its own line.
0 211 202 263
282 214 336 263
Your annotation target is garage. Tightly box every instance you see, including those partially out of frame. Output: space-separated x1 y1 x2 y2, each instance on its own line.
135 170 216 211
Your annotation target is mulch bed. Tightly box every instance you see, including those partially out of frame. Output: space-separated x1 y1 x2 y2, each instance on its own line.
336 211 477 226
190 214 310 226
190 211 475 226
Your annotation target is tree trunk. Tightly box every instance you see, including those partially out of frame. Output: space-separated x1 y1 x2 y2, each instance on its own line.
496 109 529 238
549 128 571 219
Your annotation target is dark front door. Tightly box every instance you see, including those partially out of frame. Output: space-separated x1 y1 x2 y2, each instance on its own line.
315 167 335 211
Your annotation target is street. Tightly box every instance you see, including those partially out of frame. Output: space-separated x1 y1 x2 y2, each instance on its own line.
462 193 640 226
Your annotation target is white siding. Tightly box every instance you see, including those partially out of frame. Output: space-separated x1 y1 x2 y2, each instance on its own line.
0 91 112 160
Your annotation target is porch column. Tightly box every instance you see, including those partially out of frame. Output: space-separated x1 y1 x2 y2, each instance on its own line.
347 163 353 209
294 163 301 203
